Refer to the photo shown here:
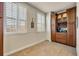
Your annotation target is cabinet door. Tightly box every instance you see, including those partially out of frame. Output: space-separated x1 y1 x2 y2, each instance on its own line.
67 7 76 23
67 7 76 47
51 14 56 41
67 23 76 47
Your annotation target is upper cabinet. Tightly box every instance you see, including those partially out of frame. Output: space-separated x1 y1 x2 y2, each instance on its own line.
57 13 67 23
67 7 76 24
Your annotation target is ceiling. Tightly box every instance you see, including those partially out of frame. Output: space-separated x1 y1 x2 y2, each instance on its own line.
28 2 76 13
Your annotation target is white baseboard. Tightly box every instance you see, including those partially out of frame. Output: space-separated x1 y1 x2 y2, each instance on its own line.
4 39 46 56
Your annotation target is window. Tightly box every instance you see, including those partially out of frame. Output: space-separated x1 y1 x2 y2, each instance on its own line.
5 3 17 32
18 4 27 33
37 13 45 32
5 3 27 33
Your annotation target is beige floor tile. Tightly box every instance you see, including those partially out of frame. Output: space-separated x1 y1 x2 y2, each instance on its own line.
10 40 76 56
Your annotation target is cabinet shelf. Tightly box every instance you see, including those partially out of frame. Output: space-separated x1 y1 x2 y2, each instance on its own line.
57 20 67 23
56 13 67 33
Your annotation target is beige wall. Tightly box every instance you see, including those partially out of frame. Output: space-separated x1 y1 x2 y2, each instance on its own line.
46 12 51 41
4 3 47 55
77 3 79 56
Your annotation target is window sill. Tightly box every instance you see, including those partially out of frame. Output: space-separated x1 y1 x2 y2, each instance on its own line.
5 32 27 35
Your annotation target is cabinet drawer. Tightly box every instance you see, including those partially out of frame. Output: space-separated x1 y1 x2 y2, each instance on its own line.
56 33 67 44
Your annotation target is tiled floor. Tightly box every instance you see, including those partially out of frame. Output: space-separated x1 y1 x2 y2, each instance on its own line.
10 40 77 56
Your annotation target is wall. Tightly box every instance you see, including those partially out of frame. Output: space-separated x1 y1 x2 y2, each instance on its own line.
4 2 47 55
46 12 51 41
77 2 79 56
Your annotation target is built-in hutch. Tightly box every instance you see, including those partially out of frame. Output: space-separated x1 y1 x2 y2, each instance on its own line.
51 7 76 47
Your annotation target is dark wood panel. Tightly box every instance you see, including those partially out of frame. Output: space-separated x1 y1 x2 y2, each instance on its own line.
51 13 56 41
0 18 3 56
0 2 3 56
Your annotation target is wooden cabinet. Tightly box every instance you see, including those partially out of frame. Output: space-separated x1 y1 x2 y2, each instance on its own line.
0 2 3 56
67 7 76 47
51 7 76 47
